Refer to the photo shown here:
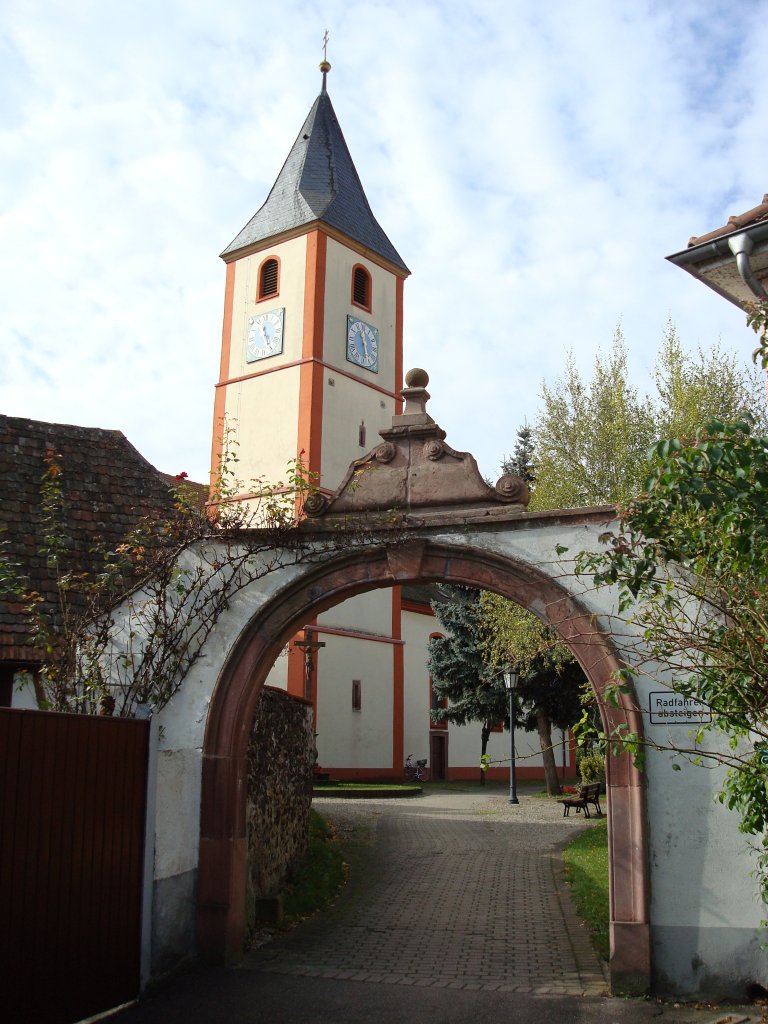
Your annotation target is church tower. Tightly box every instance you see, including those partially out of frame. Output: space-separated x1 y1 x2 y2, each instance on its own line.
211 63 409 502
210 64 411 777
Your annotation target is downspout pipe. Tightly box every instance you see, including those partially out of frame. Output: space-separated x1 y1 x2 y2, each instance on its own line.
728 232 768 300
667 220 768 310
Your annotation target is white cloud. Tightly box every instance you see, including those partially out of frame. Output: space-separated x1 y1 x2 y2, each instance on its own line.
1 0 766 485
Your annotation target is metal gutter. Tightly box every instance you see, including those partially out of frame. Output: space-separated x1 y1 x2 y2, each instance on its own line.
666 219 768 309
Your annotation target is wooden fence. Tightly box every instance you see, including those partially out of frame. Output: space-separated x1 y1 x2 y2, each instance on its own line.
0 707 150 1023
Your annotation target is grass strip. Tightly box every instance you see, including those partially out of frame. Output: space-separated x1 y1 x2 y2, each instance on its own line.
314 783 419 791
280 809 347 925
561 818 609 960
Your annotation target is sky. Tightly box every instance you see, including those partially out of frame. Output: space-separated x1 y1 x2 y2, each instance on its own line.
2 0 767 486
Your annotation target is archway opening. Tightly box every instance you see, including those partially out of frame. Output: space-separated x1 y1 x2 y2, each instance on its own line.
198 540 649 994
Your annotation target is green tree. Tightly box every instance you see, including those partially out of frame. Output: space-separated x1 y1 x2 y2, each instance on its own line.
530 323 767 512
575 414 768 902
489 323 767 796
480 593 584 795
3 437 327 716
501 423 536 484
427 586 505 785
654 321 767 440
747 298 768 370
531 328 656 510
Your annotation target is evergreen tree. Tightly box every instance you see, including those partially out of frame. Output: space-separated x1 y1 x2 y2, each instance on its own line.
427 586 505 785
480 592 584 795
501 423 536 484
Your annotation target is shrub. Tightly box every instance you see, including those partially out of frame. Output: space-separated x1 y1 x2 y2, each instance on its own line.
578 751 605 785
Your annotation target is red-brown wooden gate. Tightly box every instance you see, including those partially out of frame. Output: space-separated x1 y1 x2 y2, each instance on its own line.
0 708 150 1024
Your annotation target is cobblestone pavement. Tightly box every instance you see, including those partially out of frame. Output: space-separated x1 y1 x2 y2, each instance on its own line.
244 787 609 996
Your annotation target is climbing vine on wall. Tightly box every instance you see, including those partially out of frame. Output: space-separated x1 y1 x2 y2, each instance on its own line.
1 428 350 717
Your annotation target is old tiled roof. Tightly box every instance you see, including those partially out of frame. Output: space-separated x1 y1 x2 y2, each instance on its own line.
221 85 408 273
688 193 768 247
0 415 185 661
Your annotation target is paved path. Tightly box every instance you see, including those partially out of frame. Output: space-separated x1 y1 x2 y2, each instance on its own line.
111 787 759 1023
246 786 608 996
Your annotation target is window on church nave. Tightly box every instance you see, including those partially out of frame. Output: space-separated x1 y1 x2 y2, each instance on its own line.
258 257 279 300
352 265 371 311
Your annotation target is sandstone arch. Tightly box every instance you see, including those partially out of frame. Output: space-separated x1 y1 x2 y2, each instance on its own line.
197 537 650 994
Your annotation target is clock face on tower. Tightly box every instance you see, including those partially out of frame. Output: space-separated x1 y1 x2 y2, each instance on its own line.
346 316 379 373
246 308 284 363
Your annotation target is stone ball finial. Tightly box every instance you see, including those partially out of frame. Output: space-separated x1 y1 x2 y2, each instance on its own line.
405 368 429 388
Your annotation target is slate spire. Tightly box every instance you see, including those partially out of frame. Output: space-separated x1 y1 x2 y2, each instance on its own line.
221 73 408 272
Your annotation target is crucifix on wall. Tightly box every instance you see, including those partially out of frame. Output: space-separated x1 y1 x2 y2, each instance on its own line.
294 628 326 703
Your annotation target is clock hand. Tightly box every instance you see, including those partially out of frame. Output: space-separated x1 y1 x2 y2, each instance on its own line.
361 328 369 358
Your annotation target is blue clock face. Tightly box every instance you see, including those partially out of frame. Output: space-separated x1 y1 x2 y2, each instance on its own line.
346 316 379 373
246 308 284 362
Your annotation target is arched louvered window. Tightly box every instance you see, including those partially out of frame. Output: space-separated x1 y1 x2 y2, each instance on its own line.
258 257 279 300
352 265 371 310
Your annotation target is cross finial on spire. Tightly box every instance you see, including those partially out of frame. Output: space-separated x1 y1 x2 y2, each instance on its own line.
319 29 331 90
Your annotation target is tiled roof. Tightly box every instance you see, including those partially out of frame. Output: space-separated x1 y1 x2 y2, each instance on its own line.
688 193 768 247
221 87 408 273
0 415 184 661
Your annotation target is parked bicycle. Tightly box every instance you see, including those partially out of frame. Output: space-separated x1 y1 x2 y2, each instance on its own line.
404 754 429 781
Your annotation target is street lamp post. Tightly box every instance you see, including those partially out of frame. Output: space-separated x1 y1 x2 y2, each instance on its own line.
504 669 519 805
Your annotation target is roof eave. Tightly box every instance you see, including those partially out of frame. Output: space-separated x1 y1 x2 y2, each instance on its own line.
666 220 768 311
220 220 410 278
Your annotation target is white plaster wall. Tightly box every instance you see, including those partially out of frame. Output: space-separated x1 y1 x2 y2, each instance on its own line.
634 669 766 993
315 633 393 768
264 649 289 690
402 607 434 758
112 518 766 995
153 748 202 880
10 671 39 710
447 720 543 770
318 588 393 635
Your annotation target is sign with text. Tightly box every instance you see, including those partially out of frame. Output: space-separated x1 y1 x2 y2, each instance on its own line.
648 692 711 726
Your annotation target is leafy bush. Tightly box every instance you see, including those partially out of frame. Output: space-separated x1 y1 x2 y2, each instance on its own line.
578 751 605 784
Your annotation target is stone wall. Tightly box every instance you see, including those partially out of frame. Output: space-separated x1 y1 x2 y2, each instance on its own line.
245 686 314 927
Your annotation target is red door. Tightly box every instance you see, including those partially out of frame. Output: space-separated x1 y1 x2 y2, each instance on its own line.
429 731 448 780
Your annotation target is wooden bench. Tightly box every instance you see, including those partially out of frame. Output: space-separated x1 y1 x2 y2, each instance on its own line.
559 782 602 818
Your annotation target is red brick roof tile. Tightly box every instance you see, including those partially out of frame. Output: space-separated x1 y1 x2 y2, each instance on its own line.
689 193 768 247
0 415 195 660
